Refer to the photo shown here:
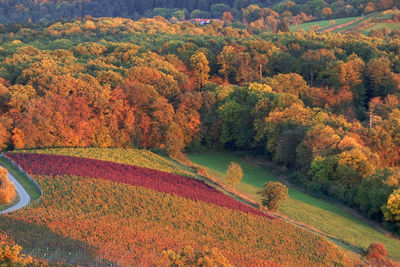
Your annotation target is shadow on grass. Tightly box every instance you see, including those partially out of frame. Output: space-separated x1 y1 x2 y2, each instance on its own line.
0 216 115 266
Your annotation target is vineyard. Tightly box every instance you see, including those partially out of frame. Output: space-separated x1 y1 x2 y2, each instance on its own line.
291 10 400 34
17 148 197 178
0 153 356 266
6 153 272 218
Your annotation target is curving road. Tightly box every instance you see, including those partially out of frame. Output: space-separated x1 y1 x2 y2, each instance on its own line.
0 171 31 215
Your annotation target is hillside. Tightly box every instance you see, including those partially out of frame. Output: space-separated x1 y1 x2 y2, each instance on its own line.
290 10 400 34
0 151 355 266
17 148 400 262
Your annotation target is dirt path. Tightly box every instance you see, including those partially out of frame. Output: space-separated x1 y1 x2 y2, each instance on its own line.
0 171 31 215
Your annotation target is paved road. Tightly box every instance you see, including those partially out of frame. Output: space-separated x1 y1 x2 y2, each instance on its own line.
0 172 31 215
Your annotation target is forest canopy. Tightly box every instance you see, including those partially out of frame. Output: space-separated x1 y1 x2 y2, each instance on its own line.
0 15 400 235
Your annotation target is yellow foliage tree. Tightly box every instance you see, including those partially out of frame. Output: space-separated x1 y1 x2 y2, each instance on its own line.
190 51 210 89
0 243 32 265
163 246 233 267
0 167 16 204
226 162 243 191
382 189 400 222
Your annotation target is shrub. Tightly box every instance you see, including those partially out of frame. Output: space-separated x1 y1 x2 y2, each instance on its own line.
0 243 32 265
163 246 233 267
258 182 288 212
0 167 16 204
366 243 387 260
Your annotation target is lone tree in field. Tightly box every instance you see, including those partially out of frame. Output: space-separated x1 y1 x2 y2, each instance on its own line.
0 166 16 204
258 182 288 212
226 162 243 191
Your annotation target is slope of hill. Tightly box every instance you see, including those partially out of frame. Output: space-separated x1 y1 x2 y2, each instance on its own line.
0 151 355 266
188 152 400 262
291 10 400 34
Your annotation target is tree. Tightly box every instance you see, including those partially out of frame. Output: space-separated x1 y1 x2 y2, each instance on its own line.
226 162 243 190
258 182 288 211
222 11 233 24
0 243 32 265
190 51 210 89
163 246 233 267
365 243 387 260
302 49 335 87
277 18 290 33
382 189 400 223
0 167 16 204
365 57 396 98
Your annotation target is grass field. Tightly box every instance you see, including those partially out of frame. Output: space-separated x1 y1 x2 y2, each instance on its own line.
291 11 400 34
290 17 357 31
188 152 400 261
0 156 42 210
364 23 400 31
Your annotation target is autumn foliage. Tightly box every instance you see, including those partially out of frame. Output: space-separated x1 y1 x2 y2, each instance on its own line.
0 166 16 204
366 243 387 260
258 182 288 212
0 242 32 265
7 153 273 219
0 153 354 266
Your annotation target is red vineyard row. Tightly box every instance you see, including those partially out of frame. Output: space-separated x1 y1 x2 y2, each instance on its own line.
6 153 274 219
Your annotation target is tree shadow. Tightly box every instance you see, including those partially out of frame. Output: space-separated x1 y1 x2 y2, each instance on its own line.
0 216 116 266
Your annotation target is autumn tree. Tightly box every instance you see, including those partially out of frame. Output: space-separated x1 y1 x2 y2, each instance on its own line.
0 123 9 150
0 167 16 204
222 11 233 24
0 243 32 265
382 189 400 223
163 246 232 267
365 243 387 261
190 51 210 89
258 182 288 211
226 162 243 190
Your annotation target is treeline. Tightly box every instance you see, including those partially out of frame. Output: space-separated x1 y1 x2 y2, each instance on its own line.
0 17 400 233
0 0 398 24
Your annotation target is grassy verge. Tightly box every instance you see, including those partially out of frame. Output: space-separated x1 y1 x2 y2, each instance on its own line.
0 195 20 212
0 156 42 202
188 152 400 261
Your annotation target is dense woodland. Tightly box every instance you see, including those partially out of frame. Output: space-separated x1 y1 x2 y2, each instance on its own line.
0 16 400 235
0 0 398 24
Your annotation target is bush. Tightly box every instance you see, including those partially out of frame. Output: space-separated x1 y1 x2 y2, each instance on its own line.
258 182 288 212
163 246 233 267
0 167 16 204
366 243 387 260
0 243 32 265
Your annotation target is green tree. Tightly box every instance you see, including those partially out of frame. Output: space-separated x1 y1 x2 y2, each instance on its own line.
258 182 288 211
226 161 243 190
